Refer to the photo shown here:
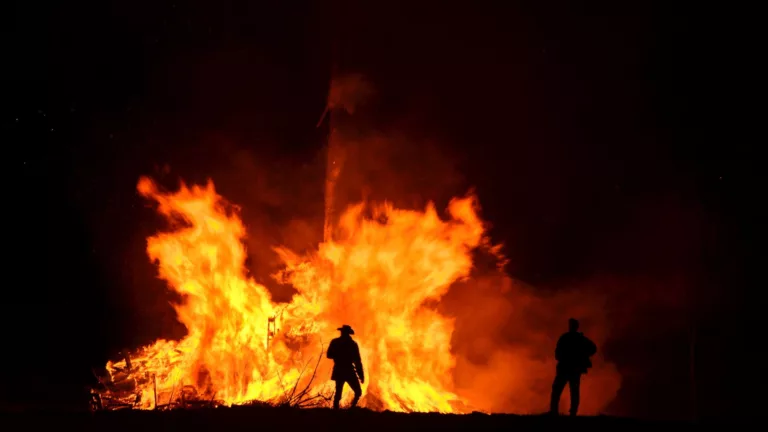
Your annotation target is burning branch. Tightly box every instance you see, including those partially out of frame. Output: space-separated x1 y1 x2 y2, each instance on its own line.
277 344 329 409
153 373 158 410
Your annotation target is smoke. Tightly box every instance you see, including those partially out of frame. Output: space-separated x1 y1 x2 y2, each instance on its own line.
318 128 625 413
208 145 327 302
440 272 622 414
239 73 623 413
309 73 702 416
327 73 375 115
313 74 624 414
136 73 698 416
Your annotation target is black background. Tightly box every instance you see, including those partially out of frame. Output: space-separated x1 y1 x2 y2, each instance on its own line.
5 0 755 419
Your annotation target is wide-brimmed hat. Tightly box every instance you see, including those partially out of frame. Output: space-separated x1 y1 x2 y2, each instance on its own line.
337 324 355 335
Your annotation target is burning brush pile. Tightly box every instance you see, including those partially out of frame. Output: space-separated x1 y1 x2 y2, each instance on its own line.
90 175 503 413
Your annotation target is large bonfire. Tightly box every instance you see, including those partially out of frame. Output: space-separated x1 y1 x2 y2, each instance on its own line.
91 175 501 413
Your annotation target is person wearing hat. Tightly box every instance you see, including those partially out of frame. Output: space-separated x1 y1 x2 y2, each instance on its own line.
326 324 364 409
549 318 597 416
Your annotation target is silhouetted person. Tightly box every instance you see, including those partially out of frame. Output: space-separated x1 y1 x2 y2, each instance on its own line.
327 324 364 409
550 318 597 416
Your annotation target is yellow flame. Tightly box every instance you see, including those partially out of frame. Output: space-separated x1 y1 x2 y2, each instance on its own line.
104 176 492 412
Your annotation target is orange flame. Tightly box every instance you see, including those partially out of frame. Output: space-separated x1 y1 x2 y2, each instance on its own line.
105 176 494 412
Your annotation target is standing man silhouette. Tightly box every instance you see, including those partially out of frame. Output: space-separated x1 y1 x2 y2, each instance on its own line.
550 318 597 416
327 324 364 409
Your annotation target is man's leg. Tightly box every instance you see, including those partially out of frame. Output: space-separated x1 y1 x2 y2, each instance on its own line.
333 380 344 409
568 374 581 416
347 377 362 408
550 374 567 414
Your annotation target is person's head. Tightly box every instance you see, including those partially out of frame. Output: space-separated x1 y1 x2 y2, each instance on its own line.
568 318 579 332
338 324 355 336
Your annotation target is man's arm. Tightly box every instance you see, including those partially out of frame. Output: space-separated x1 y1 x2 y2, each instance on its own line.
326 340 337 360
554 335 564 361
353 342 364 383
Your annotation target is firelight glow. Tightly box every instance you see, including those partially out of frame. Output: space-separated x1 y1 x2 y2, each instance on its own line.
103 176 499 412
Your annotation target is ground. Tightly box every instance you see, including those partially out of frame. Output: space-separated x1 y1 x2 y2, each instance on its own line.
1 405 703 431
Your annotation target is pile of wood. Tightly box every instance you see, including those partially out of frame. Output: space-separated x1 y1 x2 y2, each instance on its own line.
89 366 145 411
90 375 221 412
89 345 331 411
90 362 223 412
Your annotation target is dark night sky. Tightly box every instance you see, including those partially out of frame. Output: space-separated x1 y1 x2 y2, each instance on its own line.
4 0 756 419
